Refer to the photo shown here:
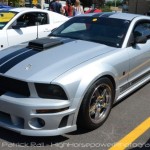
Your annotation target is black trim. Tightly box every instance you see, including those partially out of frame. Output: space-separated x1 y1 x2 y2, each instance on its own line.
0 75 30 97
28 38 63 51
59 115 69 128
131 71 150 85
120 83 130 93
36 107 69 114
35 83 68 100
120 71 150 92
0 50 38 74
0 38 74 74
0 48 28 66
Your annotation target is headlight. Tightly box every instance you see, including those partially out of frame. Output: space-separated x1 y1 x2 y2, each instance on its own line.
35 83 68 100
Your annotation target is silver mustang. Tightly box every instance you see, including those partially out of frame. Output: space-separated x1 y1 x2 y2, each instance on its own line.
0 12 149 136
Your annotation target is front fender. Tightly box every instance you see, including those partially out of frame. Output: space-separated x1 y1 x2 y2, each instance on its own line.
53 62 119 99
52 62 119 123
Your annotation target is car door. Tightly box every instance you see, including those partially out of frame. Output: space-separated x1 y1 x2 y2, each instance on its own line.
6 12 51 47
6 12 38 46
0 30 9 50
35 12 52 38
128 20 150 85
0 11 16 50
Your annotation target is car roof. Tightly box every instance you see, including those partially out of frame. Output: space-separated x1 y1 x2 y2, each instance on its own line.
79 12 144 21
7 7 49 13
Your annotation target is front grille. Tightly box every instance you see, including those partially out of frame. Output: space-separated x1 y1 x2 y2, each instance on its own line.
0 75 30 97
0 111 11 124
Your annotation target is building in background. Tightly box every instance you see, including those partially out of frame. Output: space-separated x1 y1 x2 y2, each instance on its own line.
127 0 150 14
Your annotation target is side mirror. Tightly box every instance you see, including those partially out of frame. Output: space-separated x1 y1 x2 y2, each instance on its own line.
135 36 147 44
129 34 147 46
12 22 27 29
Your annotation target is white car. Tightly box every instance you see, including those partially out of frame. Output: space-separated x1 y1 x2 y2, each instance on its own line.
0 7 69 50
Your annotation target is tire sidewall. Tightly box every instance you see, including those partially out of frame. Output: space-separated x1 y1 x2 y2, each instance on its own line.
77 77 115 130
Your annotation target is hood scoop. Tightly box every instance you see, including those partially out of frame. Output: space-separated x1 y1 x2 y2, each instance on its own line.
28 38 63 51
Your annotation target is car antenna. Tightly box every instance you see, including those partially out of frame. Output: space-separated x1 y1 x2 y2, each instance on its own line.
36 22 39 39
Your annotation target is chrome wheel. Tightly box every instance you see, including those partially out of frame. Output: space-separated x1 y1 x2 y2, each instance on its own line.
89 84 112 123
77 78 114 130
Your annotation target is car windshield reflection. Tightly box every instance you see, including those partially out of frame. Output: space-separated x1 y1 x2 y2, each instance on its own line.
50 17 130 48
0 11 17 29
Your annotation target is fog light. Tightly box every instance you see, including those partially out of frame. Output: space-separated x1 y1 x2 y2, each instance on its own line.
29 118 45 129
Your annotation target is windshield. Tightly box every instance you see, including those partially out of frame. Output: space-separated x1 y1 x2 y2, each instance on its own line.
0 11 17 29
50 16 130 48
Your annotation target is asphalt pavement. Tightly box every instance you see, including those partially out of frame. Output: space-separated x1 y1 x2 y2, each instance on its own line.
0 82 149 150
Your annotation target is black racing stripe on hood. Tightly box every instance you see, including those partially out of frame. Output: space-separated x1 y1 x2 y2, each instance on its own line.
0 48 29 66
92 12 116 18
0 38 75 74
0 50 38 74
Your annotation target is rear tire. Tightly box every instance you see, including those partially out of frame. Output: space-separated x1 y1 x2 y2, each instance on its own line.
77 77 115 130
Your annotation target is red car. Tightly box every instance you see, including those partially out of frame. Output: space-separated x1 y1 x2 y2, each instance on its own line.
85 8 102 14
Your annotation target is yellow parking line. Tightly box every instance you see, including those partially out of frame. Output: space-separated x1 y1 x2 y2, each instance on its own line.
109 117 150 150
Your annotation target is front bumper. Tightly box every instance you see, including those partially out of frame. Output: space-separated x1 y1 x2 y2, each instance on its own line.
0 92 76 136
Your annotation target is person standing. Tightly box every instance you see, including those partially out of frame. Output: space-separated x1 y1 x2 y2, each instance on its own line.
64 0 74 16
50 0 64 14
122 1 129 13
73 0 84 16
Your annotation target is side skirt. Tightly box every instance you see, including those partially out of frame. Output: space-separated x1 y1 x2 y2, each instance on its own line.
116 71 150 101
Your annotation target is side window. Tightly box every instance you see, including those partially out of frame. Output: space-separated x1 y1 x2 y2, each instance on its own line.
36 13 48 25
133 22 150 39
10 12 48 28
14 13 37 27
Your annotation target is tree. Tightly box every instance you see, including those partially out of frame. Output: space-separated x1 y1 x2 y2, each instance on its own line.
8 0 20 6
105 1 113 7
112 0 122 7
106 0 122 7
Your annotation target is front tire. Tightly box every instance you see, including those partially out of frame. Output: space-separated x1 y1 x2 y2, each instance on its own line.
77 77 115 130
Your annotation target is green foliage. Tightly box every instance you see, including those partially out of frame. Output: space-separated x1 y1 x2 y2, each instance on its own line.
101 6 111 12
105 0 122 7
8 0 19 7
105 1 113 7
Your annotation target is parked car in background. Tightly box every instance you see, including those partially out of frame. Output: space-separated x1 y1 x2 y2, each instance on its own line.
0 7 69 50
84 8 102 14
0 12 149 136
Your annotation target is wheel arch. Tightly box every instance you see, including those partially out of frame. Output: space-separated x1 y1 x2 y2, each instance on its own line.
81 73 117 102
53 63 119 126
76 75 116 129
101 75 116 97
72 73 117 125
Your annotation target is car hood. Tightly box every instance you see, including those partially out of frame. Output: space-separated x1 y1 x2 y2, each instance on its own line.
0 37 116 82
